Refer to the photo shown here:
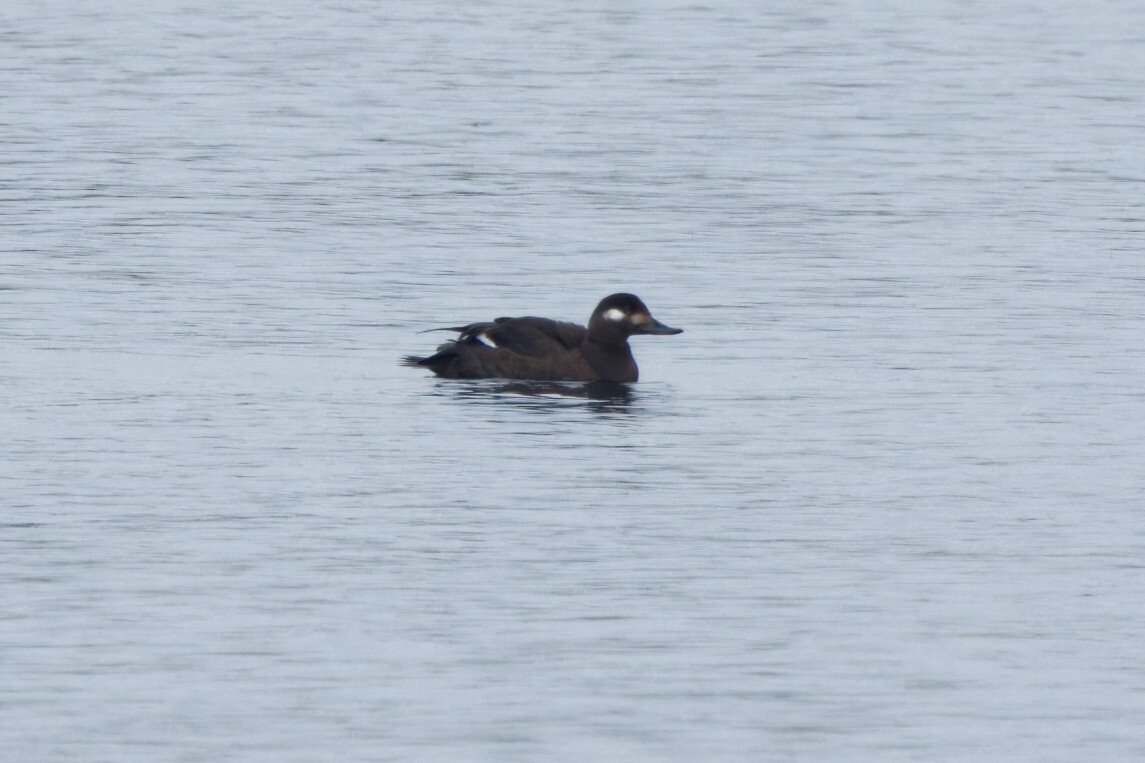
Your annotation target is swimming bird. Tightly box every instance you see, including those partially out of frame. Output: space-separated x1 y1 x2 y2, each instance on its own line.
403 293 682 382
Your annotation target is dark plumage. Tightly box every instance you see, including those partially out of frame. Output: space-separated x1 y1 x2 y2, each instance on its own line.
403 293 682 382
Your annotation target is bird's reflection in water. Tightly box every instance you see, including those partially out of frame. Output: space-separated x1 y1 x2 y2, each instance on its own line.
436 379 636 415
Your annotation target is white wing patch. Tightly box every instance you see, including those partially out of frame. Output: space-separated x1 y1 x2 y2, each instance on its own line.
476 332 498 348
603 308 627 322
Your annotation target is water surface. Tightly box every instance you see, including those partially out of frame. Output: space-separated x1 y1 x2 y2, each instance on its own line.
4 1 1145 761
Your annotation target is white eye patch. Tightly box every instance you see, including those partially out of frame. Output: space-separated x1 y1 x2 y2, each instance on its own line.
603 308 627 322
476 333 498 348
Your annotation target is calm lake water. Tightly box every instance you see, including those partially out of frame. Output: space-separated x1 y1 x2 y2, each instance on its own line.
4 1 1145 761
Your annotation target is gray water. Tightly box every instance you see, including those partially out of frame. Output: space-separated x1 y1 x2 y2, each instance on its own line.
4 1 1145 761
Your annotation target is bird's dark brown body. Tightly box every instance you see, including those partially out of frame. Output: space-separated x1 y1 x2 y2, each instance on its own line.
403 293 682 383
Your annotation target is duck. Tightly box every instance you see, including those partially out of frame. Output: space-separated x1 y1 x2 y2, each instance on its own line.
403 293 682 382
